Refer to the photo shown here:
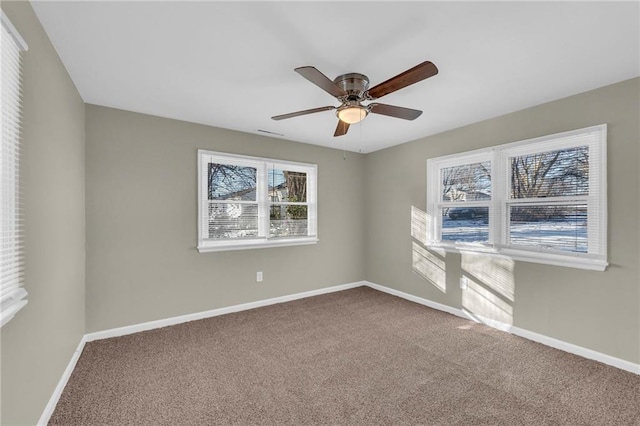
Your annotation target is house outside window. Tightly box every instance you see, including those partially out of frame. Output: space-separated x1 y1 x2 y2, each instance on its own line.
198 150 318 252
426 124 607 271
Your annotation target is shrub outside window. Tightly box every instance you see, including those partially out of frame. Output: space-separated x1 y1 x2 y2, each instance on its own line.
198 150 317 252
426 124 607 271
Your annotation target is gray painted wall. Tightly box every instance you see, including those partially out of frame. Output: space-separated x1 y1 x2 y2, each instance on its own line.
365 78 640 364
84 105 366 332
0 2 85 425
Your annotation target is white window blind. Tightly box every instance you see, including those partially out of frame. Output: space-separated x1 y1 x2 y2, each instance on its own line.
426 124 607 271
499 130 605 259
1 12 28 327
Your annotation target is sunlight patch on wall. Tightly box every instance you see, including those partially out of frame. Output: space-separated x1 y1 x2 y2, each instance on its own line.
411 206 447 291
462 275 513 326
461 252 515 302
412 206 446 256
412 241 446 292
411 206 429 246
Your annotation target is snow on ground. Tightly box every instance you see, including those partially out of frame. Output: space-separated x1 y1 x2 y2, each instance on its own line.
442 218 587 253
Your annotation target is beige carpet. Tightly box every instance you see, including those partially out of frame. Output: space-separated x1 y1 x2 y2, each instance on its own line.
49 287 640 425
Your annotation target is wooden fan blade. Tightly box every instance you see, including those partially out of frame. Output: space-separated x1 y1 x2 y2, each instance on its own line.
368 103 423 120
366 61 438 100
295 66 347 98
334 120 350 137
271 106 336 121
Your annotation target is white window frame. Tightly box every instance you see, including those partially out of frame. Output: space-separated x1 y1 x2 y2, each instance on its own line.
426 124 607 271
197 150 318 252
1 12 28 328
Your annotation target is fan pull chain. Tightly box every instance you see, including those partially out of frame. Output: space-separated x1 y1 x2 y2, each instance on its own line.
343 131 347 160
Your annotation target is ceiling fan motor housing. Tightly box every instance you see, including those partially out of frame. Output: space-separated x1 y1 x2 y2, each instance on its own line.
334 73 369 101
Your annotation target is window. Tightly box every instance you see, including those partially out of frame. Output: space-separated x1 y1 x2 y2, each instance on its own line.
1 12 28 327
426 125 607 271
198 150 318 252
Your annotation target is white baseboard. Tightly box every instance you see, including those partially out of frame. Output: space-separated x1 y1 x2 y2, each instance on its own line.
84 281 366 342
365 281 466 318
364 280 640 376
37 335 88 426
505 323 640 375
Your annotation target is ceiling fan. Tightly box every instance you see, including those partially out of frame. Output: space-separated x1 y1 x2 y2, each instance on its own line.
271 61 438 137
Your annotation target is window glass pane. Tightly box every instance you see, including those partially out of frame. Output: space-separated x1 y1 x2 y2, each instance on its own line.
509 204 587 252
269 169 307 202
441 161 491 202
270 205 308 237
510 146 588 199
441 207 489 242
208 163 257 201
208 203 258 239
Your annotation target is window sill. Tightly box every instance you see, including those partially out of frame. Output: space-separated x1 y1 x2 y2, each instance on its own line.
0 297 28 328
427 242 608 271
198 237 319 253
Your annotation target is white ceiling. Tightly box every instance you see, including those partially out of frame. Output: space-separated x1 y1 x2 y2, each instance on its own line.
31 1 639 153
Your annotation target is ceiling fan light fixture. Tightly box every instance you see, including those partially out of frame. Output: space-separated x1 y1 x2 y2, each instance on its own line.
337 105 368 124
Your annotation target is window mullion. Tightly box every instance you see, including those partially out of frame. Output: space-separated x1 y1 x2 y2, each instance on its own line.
506 196 590 206
257 163 269 238
438 201 492 208
208 200 260 204
488 149 503 247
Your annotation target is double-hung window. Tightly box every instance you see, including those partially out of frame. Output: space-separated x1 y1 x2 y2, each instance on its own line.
1 12 28 327
426 124 607 271
197 150 318 252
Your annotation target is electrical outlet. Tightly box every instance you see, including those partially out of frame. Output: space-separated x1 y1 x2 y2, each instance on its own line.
460 276 468 290
256 271 263 282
